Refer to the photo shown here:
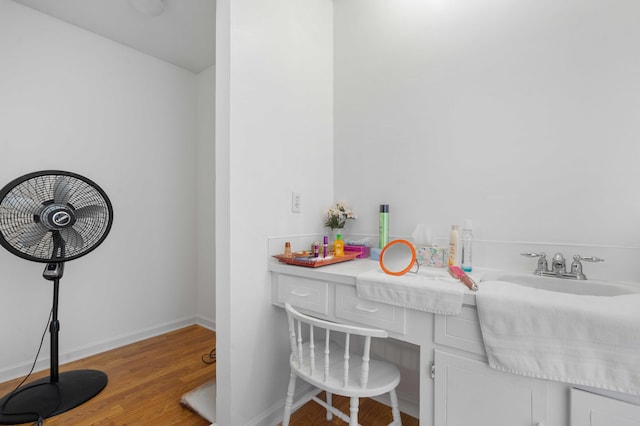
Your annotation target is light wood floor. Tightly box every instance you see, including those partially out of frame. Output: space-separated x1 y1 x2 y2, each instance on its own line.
281 392 420 426
0 325 419 425
0 325 216 426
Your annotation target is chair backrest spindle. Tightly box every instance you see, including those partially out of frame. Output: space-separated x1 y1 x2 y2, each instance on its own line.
288 316 298 367
324 329 330 382
343 333 351 387
361 336 372 388
296 319 303 365
309 325 315 375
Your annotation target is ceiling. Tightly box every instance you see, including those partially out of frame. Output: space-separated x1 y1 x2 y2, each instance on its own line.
13 0 215 74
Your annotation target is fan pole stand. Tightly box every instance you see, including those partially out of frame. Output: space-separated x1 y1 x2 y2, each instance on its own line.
0 271 108 424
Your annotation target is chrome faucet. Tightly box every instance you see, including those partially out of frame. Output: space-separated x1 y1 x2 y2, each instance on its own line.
521 252 604 280
551 253 566 274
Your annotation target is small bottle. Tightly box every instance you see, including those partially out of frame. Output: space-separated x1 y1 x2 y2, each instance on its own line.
283 242 292 258
379 204 389 249
323 235 329 258
461 219 473 272
448 225 459 266
334 234 345 257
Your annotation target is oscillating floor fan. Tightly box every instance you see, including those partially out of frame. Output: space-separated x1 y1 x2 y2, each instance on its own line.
0 170 113 424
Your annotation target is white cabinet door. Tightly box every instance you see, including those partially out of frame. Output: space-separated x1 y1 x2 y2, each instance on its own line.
434 350 548 426
571 388 640 426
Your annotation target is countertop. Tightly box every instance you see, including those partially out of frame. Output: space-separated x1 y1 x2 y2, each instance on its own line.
269 257 480 305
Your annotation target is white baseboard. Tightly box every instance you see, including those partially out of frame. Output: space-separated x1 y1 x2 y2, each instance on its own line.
244 381 315 426
0 316 205 384
195 314 216 331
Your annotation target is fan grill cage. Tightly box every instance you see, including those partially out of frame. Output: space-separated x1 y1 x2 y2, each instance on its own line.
0 171 113 263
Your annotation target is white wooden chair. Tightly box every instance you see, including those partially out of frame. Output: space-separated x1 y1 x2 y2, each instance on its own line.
282 303 402 426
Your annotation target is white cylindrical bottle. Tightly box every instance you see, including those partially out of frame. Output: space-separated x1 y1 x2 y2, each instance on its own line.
448 225 458 266
461 219 473 272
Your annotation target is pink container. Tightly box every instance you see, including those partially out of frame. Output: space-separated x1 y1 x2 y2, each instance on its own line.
344 245 370 259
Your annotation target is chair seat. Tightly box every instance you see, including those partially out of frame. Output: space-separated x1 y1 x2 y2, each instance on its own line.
290 341 401 398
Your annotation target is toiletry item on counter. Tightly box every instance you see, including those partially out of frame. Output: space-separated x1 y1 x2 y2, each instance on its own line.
344 244 370 258
370 247 383 261
346 237 372 246
323 235 328 258
411 224 432 246
313 242 320 258
283 242 292 258
461 219 473 272
417 245 448 268
334 234 345 257
448 224 458 266
448 265 478 291
379 204 389 249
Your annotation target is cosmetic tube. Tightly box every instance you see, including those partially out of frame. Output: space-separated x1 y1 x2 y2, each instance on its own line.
448 265 478 291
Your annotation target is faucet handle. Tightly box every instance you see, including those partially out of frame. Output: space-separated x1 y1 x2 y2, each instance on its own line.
570 255 604 280
574 255 604 263
521 252 548 274
521 252 546 258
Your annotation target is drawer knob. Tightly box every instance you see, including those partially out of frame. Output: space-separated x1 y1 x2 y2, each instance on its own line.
355 304 379 314
290 290 309 297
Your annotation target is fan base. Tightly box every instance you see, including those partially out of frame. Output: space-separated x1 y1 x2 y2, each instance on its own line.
0 369 107 424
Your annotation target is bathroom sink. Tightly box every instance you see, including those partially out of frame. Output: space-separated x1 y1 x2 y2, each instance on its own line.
479 271 640 296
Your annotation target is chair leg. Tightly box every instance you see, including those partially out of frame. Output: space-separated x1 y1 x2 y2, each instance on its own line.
282 371 297 426
326 392 333 421
349 397 359 426
389 388 402 426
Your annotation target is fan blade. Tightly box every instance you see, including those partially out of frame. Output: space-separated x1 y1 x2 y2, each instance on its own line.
19 222 49 247
2 196 41 215
75 204 105 219
53 176 72 205
60 227 84 249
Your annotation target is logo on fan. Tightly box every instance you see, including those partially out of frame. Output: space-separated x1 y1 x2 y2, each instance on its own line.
39 204 77 230
52 211 72 227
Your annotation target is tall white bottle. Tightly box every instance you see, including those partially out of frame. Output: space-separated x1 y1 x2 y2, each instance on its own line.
448 225 458 266
461 219 473 272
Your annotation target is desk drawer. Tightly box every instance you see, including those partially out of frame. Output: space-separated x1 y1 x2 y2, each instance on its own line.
335 285 406 334
434 304 485 356
276 275 329 315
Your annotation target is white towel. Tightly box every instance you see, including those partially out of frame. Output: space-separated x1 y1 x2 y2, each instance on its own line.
356 268 466 315
476 280 640 396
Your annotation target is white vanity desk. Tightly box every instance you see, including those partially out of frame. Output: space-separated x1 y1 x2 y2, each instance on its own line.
270 258 640 426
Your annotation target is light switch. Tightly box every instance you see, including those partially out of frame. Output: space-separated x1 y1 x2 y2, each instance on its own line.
291 192 301 213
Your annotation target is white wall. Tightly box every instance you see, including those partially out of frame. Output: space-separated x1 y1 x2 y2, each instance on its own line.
334 0 640 282
216 0 334 424
196 65 215 327
0 1 201 380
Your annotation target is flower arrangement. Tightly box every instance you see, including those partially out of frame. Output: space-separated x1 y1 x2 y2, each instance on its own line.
324 202 356 230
